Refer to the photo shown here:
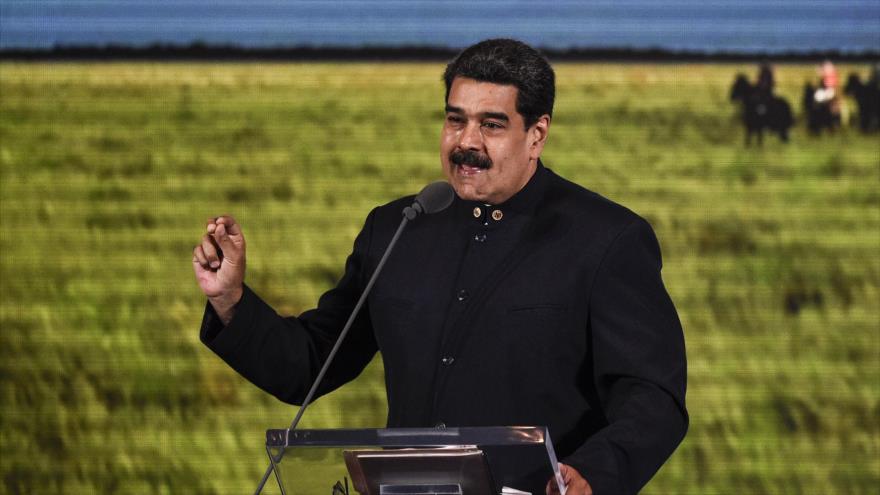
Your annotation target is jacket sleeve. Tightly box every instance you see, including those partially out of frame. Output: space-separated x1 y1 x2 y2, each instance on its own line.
198 210 380 405
565 217 688 495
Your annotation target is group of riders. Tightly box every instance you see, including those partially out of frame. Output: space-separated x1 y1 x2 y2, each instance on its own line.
800 60 879 134
730 60 880 144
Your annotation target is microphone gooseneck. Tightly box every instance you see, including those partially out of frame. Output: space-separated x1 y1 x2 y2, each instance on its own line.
253 181 455 495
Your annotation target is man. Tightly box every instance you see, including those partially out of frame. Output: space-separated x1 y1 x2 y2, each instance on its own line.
193 39 687 494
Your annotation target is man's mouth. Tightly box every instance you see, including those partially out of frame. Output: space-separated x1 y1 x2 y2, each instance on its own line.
457 164 483 175
450 150 492 172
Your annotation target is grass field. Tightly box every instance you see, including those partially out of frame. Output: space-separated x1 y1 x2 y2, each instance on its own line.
1 61 878 494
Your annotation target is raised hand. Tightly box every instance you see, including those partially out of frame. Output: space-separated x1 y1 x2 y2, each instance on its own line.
192 215 246 323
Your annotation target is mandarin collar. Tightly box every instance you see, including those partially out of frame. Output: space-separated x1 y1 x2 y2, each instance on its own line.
453 159 548 223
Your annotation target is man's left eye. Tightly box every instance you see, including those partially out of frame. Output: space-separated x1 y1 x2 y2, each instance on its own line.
482 122 503 129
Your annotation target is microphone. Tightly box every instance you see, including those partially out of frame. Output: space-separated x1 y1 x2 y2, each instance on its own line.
404 181 455 219
253 181 455 495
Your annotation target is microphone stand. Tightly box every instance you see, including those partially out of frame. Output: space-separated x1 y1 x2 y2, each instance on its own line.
254 203 426 495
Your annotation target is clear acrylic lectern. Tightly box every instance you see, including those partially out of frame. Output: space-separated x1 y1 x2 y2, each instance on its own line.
265 426 566 495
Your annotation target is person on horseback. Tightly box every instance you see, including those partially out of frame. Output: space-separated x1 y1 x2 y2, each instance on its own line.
729 68 793 145
814 60 843 128
757 62 775 99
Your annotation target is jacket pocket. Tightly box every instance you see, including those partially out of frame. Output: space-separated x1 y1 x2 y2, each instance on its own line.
508 303 569 313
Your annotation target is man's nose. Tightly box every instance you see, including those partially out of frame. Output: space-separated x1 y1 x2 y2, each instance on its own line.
458 122 483 150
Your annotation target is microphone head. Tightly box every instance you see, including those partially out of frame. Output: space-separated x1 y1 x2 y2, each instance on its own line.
413 181 455 215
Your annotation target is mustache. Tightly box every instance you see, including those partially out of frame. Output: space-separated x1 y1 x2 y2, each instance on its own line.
450 149 492 170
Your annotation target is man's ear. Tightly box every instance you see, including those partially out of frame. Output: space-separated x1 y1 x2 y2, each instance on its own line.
529 114 551 160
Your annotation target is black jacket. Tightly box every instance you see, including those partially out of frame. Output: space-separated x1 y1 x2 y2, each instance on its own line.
201 164 688 494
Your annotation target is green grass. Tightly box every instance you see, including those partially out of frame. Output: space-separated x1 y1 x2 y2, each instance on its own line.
1 62 878 494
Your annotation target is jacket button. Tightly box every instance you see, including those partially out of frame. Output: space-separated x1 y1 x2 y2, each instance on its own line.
492 209 503 221
441 356 455 365
472 207 482 218
456 289 469 301
474 233 487 242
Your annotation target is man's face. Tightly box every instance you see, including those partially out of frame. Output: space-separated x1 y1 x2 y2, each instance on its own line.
441 77 549 205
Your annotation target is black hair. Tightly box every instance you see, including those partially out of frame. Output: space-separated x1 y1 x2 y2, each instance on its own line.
443 38 555 129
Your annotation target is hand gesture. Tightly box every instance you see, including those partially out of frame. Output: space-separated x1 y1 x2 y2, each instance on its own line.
192 215 246 322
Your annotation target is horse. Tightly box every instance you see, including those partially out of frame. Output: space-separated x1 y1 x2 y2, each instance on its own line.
730 74 794 145
803 82 837 134
802 81 842 135
844 73 880 133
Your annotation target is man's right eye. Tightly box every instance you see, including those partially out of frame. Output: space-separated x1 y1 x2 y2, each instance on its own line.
446 115 465 124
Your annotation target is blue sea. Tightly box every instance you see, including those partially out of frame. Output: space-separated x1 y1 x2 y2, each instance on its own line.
1 0 878 53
